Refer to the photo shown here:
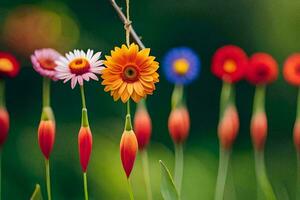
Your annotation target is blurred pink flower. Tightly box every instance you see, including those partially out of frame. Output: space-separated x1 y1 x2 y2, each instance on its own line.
31 48 61 80
55 49 104 89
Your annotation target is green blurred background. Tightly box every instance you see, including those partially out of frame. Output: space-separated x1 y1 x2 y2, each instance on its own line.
0 0 299 199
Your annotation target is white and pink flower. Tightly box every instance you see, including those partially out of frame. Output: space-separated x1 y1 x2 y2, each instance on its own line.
31 48 61 81
55 49 104 89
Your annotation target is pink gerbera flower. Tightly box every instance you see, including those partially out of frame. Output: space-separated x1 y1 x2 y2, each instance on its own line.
31 48 61 80
55 49 104 89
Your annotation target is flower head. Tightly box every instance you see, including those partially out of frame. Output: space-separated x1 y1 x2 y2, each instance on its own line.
120 130 138 178
102 44 159 103
55 49 104 89
31 48 61 81
251 112 267 150
38 119 55 159
218 105 239 149
78 126 93 172
0 52 20 78
283 53 300 86
134 105 152 150
162 47 200 85
246 53 278 85
211 45 248 83
0 108 9 146
168 106 190 144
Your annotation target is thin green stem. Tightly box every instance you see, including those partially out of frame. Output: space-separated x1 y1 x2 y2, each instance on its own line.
43 78 51 108
171 84 184 109
253 85 266 114
220 82 234 118
83 172 89 200
254 150 276 200
80 85 89 127
174 144 184 196
0 80 5 108
45 159 52 200
141 150 152 200
214 148 230 200
127 178 135 200
80 85 87 109
125 100 132 131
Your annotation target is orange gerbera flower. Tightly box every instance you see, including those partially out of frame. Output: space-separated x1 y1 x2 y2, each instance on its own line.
102 44 159 103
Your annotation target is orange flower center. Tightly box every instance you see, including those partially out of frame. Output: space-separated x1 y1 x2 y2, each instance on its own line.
69 58 90 75
122 65 139 83
223 59 237 73
39 58 56 70
0 58 13 72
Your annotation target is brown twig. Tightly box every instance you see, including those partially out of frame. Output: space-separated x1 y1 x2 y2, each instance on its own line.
109 0 146 49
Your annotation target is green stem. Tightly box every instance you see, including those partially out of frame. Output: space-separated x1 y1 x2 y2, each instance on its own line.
174 144 184 196
83 172 89 200
80 85 89 127
0 151 2 200
214 148 230 200
296 88 300 119
0 80 5 108
125 100 132 131
127 178 135 200
253 85 266 114
220 82 234 118
254 150 276 200
141 150 152 200
43 78 51 108
171 84 184 109
45 159 52 200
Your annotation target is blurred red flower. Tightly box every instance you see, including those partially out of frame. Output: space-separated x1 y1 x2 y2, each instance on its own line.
0 52 20 78
283 53 300 86
246 53 278 85
211 45 248 83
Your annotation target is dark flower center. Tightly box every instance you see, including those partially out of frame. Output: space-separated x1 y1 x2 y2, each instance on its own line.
122 65 139 82
39 58 56 70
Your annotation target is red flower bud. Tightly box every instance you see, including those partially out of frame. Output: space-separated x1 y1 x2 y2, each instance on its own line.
78 126 93 172
251 112 267 150
294 119 300 151
168 106 190 144
38 120 55 159
218 106 239 149
0 108 9 146
134 107 152 150
120 130 138 178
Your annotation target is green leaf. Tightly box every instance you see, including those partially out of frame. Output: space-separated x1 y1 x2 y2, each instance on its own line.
159 160 179 200
30 184 43 200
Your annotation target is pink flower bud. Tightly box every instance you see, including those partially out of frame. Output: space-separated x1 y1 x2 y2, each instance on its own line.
218 106 239 149
78 126 93 172
38 120 55 159
0 108 9 146
134 107 152 150
120 130 138 178
168 107 190 144
251 112 267 150
294 119 300 151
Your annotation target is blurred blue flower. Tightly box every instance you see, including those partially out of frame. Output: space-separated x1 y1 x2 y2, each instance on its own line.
162 47 200 85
